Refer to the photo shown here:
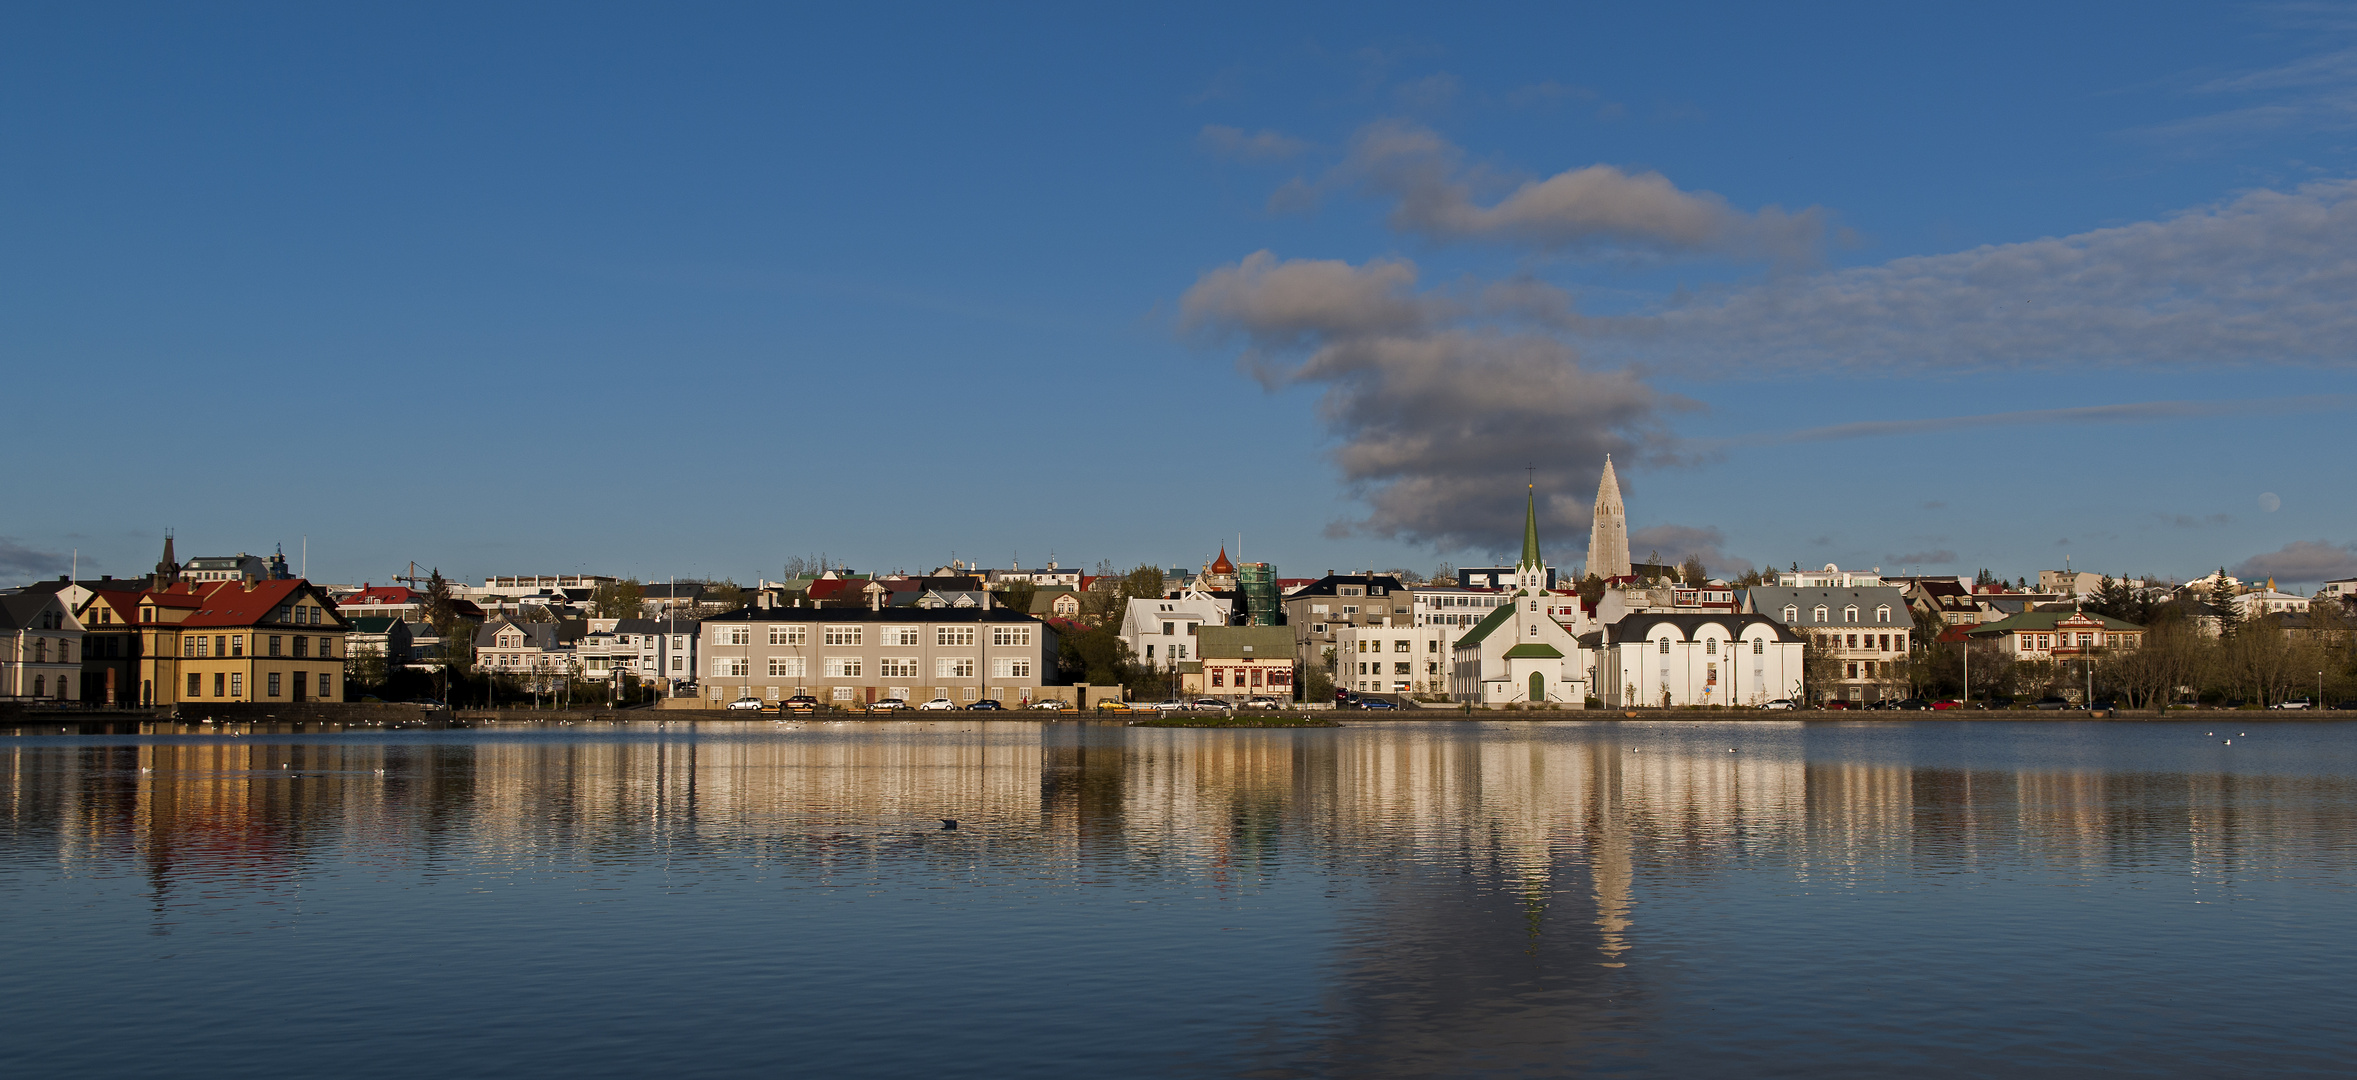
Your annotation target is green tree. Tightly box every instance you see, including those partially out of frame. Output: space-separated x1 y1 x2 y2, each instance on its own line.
997 580 1038 615
1678 554 1708 587
1576 573 1607 607
590 579 645 620
1119 563 1167 601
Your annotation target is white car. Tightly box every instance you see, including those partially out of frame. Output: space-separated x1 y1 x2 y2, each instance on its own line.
723 697 765 711
1031 699 1069 710
917 698 960 711
869 698 908 712
2270 700 2313 710
1242 696 1282 710
1760 699 1798 711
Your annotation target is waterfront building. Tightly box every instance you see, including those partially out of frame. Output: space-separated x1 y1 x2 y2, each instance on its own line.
696 603 1056 706
128 578 350 705
1741 583 1914 705
1590 613 1805 708
1187 625 1296 699
1 591 84 701
1968 608 2144 660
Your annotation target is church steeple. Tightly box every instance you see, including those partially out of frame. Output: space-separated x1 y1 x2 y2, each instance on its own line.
1517 483 1545 592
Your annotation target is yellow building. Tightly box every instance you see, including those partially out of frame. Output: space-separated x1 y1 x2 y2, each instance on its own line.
131 578 349 706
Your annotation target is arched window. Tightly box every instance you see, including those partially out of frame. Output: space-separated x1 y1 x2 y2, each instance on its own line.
1752 638 1764 654
1705 638 1718 655
32 675 44 696
1658 638 1670 654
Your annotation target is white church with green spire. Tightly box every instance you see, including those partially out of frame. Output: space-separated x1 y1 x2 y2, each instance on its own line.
1448 483 1596 707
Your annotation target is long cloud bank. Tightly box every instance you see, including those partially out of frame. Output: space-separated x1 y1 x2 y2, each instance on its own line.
1619 180 2357 372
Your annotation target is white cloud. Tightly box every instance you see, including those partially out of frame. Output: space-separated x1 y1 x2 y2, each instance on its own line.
1616 180 2357 372
1297 120 1827 261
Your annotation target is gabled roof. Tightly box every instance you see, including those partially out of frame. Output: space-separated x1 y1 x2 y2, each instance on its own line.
0 591 67 631
1503 643 1563 659
1968 608 2146 635
174 580 336 628
1452 600 1521 649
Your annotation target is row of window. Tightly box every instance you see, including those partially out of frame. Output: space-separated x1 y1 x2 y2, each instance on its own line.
1353 638 1441 653
1356 661 1437 676
1206 668 1292 687
1658 638 1767 655
180 634 335 659
181 670 331 698
1815 632 1903 652
715 657 1034 679
716 625 1033 647
1781 604 1894 624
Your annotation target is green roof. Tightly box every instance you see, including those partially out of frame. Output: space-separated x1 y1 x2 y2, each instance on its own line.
1197 625 1294 660
1967 608 2145 636
1502 643 1563 659
1453 600 1522 649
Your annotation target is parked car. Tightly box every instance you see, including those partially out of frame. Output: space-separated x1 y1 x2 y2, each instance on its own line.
1334 689 1355 703
969 699 1004 711
1149 700 1187 712
1359 699 1399 710
1095 700 1132 713
1822 700 1852 710
1032 699 1069 711
1890 698 1933 711
2031 697 2071 710
1930 699 1964 710
2090 700 2120 712
917 698 960 711
869 698 908 712
407 698 448 710
2270 699 2313 710
1191 698 1230 711
724 696 765 711
1761 699 1797 711
784 695 819 713
1242 696 1282 710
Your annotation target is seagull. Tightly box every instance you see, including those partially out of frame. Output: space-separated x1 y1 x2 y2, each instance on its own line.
941 819 958 830
2224 739 2232 745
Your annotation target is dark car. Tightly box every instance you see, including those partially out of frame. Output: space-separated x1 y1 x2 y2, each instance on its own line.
783 694 819 713
2090 700 2120 712
1890 698 1934 711
1359 699 1399 710
2031 697 2071 710
968 699 1004 711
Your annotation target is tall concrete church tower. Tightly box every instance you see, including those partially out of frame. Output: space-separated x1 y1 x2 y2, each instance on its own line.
1586 456 1632 582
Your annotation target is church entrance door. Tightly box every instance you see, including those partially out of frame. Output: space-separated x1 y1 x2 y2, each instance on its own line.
1529 672 1544 703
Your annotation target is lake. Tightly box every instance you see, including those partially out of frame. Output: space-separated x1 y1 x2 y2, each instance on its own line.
3 719 2353 1078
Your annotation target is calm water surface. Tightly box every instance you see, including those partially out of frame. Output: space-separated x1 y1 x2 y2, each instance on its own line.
4 719 2353 1078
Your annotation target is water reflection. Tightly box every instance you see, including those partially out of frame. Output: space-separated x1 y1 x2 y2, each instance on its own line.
5 720 2355 1077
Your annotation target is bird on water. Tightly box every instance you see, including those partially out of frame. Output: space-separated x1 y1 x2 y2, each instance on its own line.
941 819 958 830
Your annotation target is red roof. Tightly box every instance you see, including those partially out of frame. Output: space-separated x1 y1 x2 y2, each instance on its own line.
339 585 422 606
1936 623 1974 644
172 580 318 628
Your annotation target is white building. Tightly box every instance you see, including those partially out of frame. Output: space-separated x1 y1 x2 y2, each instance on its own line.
1777 563 1885 588
1592 613 1805 708
1 592 85 701
1742 585 1915 705
1119 593 1232 671
697 606 1055 706
2235 589 2310 619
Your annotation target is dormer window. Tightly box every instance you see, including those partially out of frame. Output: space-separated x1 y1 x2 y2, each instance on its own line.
1844 606 1859 623
1876 606 1890 623
1783 606 1798 622
1814 606 1829 622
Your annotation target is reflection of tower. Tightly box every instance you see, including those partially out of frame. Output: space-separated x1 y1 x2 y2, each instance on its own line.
1586 456 1632 581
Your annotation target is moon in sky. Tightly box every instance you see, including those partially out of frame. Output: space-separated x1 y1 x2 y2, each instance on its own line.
2258 492 2282 513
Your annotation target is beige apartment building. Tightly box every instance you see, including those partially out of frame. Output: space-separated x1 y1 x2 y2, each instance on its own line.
698 606 1058 705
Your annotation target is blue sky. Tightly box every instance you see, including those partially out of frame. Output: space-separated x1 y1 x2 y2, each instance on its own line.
6 3 2357 589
